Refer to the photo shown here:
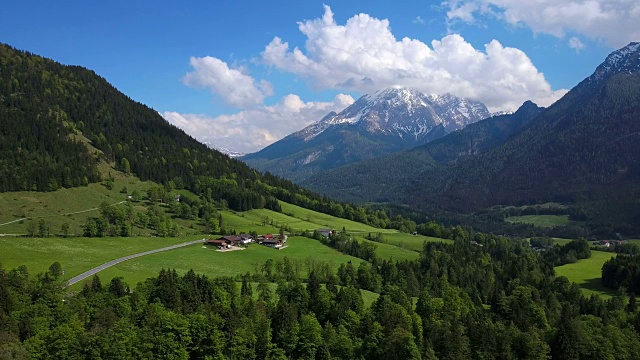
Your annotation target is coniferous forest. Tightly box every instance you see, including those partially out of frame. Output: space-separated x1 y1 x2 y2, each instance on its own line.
2 235 640 359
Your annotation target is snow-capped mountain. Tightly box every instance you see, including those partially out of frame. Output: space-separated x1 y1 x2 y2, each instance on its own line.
204 143 245 158
298 88 490 142
242 88 490 182
590 42 640 82
490 110 514 117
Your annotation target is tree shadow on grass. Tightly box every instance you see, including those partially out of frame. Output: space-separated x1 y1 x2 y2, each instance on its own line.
581 277 615 296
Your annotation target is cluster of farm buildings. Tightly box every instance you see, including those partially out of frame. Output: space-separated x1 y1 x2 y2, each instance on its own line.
204 228 334 250
205 233 288 249
598 239 624 248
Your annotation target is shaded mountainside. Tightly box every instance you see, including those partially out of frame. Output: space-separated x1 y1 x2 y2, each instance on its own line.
306 43 640 233
0 43 395 226
243 88 489 182
304 100 544 202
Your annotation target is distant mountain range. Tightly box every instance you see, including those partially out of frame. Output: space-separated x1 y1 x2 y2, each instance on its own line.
242 88 490 182
303 42 640 233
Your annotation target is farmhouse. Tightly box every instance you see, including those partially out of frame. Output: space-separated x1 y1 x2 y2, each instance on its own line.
257 234 274 243
206 236 246 249
219 235 242 246
239 233 253 245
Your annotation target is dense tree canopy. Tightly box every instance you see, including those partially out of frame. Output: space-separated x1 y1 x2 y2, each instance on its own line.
2 233 640 359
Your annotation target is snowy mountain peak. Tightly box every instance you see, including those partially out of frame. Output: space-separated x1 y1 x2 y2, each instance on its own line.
591 42 640 81
204 143 245 158
296 87 490 141
364 87 424 103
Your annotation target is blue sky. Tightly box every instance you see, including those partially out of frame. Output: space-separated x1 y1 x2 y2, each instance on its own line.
2 0 637 152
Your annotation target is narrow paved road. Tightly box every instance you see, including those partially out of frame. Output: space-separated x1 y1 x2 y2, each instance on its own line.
66 239 206 287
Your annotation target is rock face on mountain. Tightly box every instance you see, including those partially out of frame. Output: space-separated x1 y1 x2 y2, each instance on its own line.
242 88 490 182
304 42 640 233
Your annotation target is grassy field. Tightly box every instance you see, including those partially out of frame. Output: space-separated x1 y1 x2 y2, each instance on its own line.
383 232 450 251
222 208 320 234
361 289 380 308
279 202 396 233
352 235 421 261
0 175 454 297
0 236 201 280
505 215 583 228
69 236 363 291
555 251 617 298
0 177 175 236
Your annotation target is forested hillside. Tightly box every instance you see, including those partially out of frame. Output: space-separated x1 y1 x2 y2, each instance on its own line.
0 43 397 228
305 43 640 236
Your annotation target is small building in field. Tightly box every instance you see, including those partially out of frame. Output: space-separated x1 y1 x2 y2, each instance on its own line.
600 240 610 247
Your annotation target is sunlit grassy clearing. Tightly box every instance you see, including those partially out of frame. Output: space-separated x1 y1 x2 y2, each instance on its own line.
505 215 582 228
555 251 616 298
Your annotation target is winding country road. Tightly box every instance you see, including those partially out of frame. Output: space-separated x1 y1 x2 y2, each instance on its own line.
65 239 206 287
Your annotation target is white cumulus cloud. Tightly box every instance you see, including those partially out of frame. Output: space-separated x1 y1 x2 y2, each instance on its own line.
183 56 273 108
569 37 586 52
163 93 354 154
261 5 566 111
444 0 640 48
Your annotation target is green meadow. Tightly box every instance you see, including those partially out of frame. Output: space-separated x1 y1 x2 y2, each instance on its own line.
0 236 201 280
352 235 421 261
555 251 617 298
0 177 162 236
505 214 583 228
69 236 363 291
0 174 455 298
279 202 394 233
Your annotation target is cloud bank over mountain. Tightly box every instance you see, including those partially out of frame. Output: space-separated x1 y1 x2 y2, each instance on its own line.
163 93 354 153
